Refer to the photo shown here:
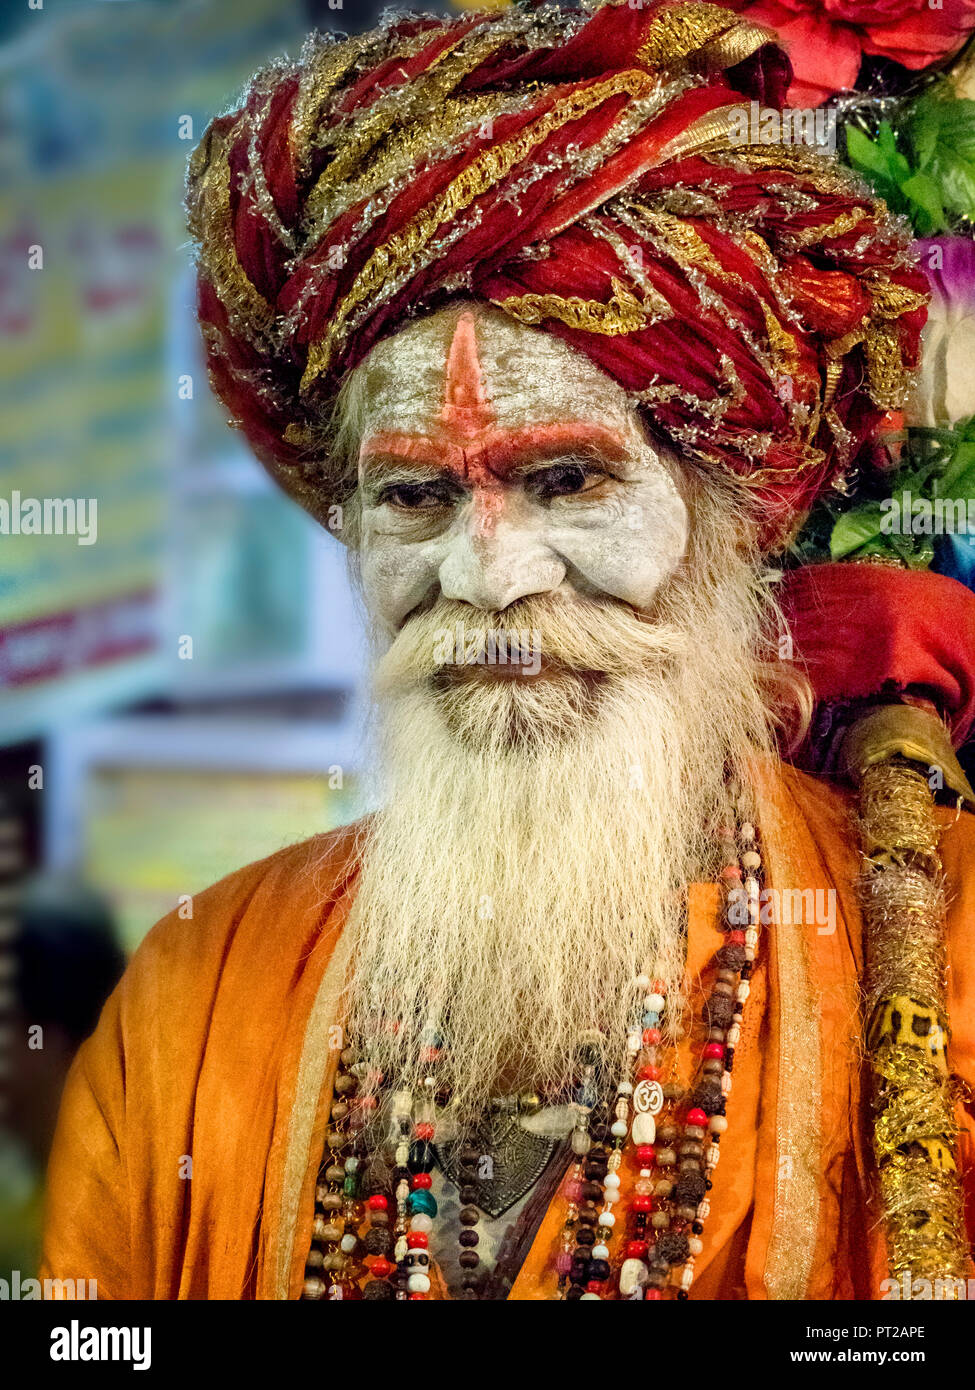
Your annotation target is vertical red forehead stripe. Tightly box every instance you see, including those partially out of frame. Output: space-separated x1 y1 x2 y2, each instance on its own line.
438 311 501 529
439 311 496 441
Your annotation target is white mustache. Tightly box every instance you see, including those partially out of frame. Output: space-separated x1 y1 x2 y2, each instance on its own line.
374 592 688 696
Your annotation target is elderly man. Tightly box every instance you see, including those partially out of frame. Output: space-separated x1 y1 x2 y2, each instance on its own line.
42 0 975 1301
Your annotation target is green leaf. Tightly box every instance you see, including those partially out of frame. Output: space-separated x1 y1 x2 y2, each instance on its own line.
877 123 912 181
843 123 916 223
845 125 897 182
939 161 975 220
939 441 975 496
906 89 975 222
900 171 947 235
909 94 941 168
788 419 975 573
829 506 886 560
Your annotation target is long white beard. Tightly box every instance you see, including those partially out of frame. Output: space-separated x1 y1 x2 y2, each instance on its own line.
342 506 785 1121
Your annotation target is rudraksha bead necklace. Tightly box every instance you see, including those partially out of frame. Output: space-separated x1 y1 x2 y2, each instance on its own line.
302 817 763 1301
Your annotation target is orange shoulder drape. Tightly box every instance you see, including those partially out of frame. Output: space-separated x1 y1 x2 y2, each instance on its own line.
40 768 975 1299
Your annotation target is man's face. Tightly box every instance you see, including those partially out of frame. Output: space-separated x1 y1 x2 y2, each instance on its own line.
353 304 690 640
341 308 774 1108
342 309 772 1109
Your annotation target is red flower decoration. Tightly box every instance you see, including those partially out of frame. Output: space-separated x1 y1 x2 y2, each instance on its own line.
729 0 975 104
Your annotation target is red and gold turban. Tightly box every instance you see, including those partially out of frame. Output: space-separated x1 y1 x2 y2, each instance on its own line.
186 0 927 549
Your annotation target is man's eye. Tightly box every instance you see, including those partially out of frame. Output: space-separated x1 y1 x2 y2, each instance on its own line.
528 462 607 500
378 481 456 510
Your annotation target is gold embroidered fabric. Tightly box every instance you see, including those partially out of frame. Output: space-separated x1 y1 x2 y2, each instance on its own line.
300 68 657 391
187 130 275 343
864 322 912 411
494 276 663 334
789 208 869 248
856 754 970 1293
303 26 517 228
636 2 771 73
307 92 526 236
289 33 377 185
761 302 802 377
618 201 726 279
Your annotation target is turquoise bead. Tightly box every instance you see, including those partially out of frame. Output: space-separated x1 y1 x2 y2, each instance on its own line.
407 1188 438 1217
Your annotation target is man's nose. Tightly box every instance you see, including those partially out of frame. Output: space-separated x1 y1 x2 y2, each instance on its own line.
438 517 566 611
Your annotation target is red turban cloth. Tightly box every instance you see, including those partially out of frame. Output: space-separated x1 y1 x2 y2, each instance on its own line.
186 0 927 550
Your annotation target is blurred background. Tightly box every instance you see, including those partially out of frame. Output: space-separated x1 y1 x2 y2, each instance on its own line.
0 0 456 1275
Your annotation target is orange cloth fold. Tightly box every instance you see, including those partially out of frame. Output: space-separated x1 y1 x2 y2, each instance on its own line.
40 767 975 1300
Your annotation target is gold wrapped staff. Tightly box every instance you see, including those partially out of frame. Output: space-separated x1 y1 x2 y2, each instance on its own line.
841 705 973 1297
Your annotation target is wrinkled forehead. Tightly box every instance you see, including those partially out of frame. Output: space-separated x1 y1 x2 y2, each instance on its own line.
352 302 644 442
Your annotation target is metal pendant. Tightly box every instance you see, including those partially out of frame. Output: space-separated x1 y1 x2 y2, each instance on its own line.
436 1114 557 1219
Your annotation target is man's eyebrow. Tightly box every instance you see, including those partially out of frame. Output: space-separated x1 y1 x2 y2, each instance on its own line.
359 423 635 480
359 455 451 484
508 440 629 474
476 426 633 473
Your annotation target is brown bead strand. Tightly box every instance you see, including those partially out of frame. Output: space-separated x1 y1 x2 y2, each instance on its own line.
556 1155 587 1299
608 815 762 1300
671 818 762 1298
559 1057 613 1300
642 1083 689 1298
457 1144 484 1300
302 1045 363 1301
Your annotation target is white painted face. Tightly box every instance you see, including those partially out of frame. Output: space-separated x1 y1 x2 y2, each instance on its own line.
352 302 689 638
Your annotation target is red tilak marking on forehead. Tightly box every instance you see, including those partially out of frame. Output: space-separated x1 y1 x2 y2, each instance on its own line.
360 422 631 477
439 311 495 442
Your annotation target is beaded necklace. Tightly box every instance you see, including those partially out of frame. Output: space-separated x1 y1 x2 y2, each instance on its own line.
301 817 763 1302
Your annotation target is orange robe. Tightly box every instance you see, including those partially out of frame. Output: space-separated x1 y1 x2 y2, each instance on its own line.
40 764 975 1300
